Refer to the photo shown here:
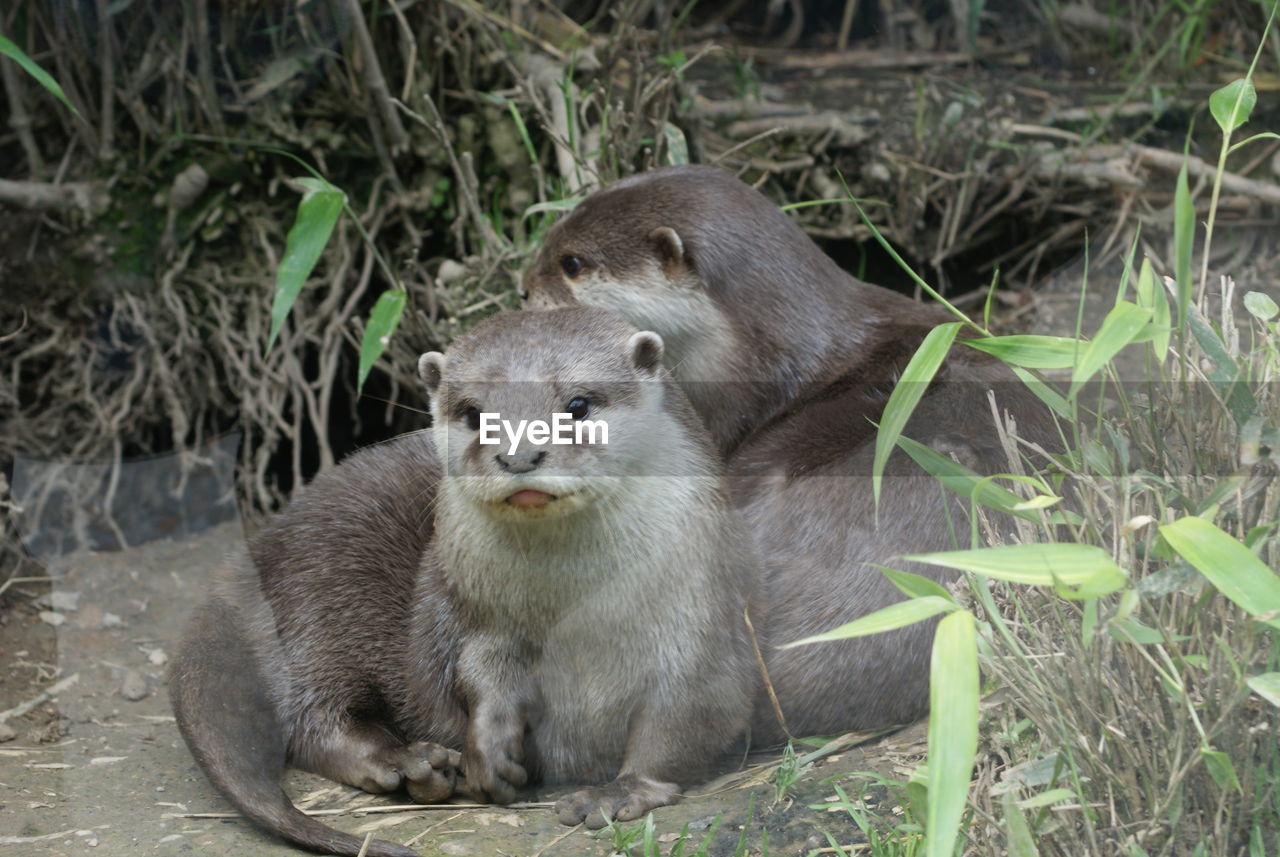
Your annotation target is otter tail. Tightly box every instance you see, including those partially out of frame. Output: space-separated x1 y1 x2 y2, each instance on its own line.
169 597 418 857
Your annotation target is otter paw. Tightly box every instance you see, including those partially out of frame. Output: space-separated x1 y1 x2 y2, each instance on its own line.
460 733 527 805
397 742 462 804
555 774 680 829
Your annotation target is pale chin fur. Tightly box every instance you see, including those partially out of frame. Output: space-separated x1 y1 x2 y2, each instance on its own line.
454 474 606 518
570 267 738 383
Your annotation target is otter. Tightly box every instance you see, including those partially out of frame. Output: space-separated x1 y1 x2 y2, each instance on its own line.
170 307 758 857
522 165 1057 741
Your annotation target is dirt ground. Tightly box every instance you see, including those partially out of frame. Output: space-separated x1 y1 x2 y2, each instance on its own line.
0 487 924 857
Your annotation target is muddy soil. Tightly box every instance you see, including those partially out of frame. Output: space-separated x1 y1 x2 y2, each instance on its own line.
1 505 924 857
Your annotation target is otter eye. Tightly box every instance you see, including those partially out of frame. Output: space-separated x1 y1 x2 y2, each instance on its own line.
460 406 482 431
566 397 590 420
560 255 583 278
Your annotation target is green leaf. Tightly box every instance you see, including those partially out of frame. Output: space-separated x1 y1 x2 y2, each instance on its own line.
1016 787 1076 809
896 435 1042 522
663 122 689 166
1010 366 1071 418
1160 517 1280 629
1134 258 1171 363
926 610 979 857
904 543 1127 598
1209 78 1257 135
268 178 346 351
357 289 407 392
1002 792 1040 857
1108 616 1189 645
963 334 1081 369
1069 301 1152 397
880 567 956 602
0 34 81 116
1246 672 1280 708
781 596 957 648
1173 159 1194 328
1244 291 1279 321
873 322 962 508
1200 747 1241 792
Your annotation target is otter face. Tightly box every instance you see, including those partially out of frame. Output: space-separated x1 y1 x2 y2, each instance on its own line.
419 309 668 522
524 215 734 381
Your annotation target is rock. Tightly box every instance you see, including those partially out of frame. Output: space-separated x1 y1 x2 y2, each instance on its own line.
0 721 16 742
49 591 80 612
121 671 148 701
38 611 66 627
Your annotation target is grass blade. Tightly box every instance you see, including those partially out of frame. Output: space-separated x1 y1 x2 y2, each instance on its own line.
268 178 346 351
1002 791 1040 857
873 322 962 509
926 609 978 857
357 289 407 392
1159 516 1280 629
781 596 957 647
0 34 81 116
904 543 1127 597
1135 258 1171 362
880 566 957 602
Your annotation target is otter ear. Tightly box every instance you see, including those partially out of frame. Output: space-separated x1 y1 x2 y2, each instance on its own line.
648 227 688 281
418 352 446 396
627 331 665 376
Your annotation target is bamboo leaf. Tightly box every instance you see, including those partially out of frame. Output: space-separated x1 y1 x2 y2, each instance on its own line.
1010 365 1071 418
1246 673 1280 708
1016 788 1076 809
897 435 1043 522
0 34 81 116
904 543 1127 598
781 596 957 648
963 334 1081 369
357 289 407 393
1244 291 1278 321
1200 747 1242 793
1173 160 1194 328
268 178 346 351
873 322 962 508
1069 301 1152 397
1209 78 1257 135
1003 792 1040 857
1135 258 1171 362
880 566 956 602
1159 517 1280 629
926 610 979 857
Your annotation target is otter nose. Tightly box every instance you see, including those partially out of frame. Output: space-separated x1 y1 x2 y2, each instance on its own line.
495 450 546 474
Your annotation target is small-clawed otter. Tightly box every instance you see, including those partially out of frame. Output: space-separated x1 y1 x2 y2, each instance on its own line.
523 166 1057 741
170 307 757 857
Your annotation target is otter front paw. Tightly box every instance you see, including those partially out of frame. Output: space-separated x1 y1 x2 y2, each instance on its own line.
555 774 680 829
460 728 527 804
399 742 462 804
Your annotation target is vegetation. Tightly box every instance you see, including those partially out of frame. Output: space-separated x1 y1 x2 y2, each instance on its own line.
2 2 1278 856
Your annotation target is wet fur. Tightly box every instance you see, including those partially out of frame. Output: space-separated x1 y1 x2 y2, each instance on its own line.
524 166 1060 740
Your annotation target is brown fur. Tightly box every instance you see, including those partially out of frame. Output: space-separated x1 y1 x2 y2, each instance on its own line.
170 307 759 854
524 166 1059 741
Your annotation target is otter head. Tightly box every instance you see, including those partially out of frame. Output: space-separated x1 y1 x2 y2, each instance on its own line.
520 169 750 382
418 307 669 522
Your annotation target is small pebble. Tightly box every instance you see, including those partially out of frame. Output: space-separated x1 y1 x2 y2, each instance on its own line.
101 612 124 628
38 611 66 627
121 671 149 701
0 721 15 742
50 591 81 612
145 648 168 667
